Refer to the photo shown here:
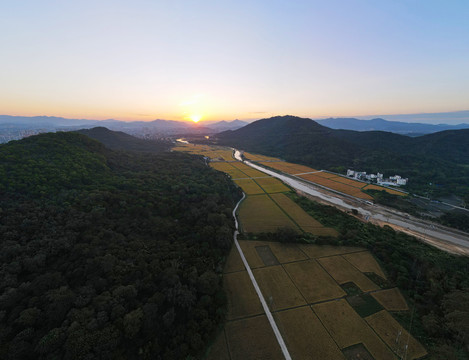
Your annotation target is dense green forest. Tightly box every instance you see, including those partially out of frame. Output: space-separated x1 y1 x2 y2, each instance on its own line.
0 132 241 359
215 115 469 203
281 193 469 359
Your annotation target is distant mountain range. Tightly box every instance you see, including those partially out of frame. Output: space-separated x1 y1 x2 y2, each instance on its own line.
316 117 469 135
215 115 469 197
0 115 249 137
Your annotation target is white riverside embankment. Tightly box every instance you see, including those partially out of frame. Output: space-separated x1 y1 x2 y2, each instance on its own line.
233 150 469 254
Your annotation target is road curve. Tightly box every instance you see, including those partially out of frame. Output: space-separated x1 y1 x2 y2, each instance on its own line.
234 150 469 254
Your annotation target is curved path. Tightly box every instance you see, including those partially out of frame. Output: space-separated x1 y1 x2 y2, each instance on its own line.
231 193 292 360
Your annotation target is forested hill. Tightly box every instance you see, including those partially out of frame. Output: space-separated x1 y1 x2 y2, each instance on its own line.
0 132 241 359
216 116 469 199
75 127 170 153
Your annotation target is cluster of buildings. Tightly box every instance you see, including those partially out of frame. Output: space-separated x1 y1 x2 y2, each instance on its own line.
346 169 408 186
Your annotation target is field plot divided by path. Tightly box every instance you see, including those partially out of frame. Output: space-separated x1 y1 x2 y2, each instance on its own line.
318 255 380 292
270 193 338 236
275 306 345 360
299 244 365 259
343 251 387 279
371 288 409 311
233 178 265 195
313 299 396 360
366 310 427 359
253 265 306 311
237 194 300 233
223 271 264 320
283 260 346 303
224 245 246 273
255 176 290 193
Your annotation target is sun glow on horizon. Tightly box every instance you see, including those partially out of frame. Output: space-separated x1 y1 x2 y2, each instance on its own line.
189 114 202 123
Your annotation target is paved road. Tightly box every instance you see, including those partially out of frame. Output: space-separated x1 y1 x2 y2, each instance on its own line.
234 150 469 253
231 192 292 360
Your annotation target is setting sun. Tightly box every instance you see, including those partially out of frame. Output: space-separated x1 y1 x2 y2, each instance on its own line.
190 114 202 123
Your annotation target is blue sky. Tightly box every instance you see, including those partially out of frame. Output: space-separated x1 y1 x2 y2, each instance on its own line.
1 0 468 122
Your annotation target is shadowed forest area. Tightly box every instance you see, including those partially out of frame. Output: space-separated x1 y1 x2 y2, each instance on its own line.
0 132 241 359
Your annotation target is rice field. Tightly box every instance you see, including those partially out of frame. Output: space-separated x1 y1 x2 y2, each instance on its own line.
254 177 290 193
259 161 318 175
283 260 346 303
237 195 300 233
270 193 337 235
224 271 264 320
233 179 265 195
298 174 373 200
243 152 282 162
312 299 396 360
275 307 345 360
225 315 284 360
342 251 387 279
252 265 306 311
371 288 409 311
298 244 365 259
363 184 407 196
318 255 380 292
365 310 427 359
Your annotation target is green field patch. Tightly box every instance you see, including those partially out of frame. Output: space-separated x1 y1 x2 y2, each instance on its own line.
238 194 300 233
284 260 346 304
254 177 290 193
233 178 265 195
275 306 345 360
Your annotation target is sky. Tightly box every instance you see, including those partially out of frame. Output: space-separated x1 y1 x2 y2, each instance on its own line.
1 0 468 123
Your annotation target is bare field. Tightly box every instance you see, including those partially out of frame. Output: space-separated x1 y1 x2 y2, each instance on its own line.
371 288 409 311
254 177 290 193
253 265 306 311
318 255 380 292
284 260 346 303
298 244 365 259
223 271 264 320
225 315 284 360
312 299 396 360
366 310 427 359
233 179 265 195
275 306 345 360
343 251 387 279
238 195 299 233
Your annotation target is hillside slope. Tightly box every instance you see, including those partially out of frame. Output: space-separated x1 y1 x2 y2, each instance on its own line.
216 116 469 199
76 127 170 153
0 132 240 359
